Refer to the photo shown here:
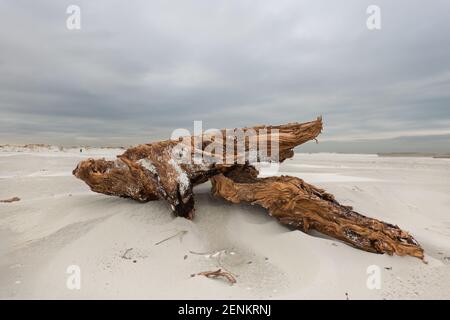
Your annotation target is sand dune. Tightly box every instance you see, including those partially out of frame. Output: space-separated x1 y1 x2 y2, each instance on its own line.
1 148 449 299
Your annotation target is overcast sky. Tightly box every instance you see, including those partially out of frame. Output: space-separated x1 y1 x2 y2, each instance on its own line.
1 0 449 152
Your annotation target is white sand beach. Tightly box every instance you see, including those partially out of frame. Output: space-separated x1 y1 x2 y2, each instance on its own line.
1 146 449 299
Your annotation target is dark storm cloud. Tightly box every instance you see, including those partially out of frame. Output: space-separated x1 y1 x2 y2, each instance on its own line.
1 0 450 151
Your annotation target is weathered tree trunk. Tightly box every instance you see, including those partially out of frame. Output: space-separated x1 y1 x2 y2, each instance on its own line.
73 117 323 219
72 117 425 259
210 168 424 260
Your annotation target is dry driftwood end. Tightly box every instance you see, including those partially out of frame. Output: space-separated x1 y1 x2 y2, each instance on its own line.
210 172 424 260
72 158 159 202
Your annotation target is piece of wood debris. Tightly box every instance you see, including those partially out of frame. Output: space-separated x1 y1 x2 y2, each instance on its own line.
193 269 236 285
0 197 20 203
121 248 133 260
155 230 188 246
211 172 424 260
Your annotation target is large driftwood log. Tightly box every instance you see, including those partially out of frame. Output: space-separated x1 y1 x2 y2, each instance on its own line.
72 117 424 259
73 118 323 219
210 167 424 260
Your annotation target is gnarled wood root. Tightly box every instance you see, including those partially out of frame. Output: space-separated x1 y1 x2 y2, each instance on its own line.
210 170 424 260
72 117 425 260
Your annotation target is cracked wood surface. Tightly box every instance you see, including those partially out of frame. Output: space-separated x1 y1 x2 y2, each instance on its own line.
210 169 424 260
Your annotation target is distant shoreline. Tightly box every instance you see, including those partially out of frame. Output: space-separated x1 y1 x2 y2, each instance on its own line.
1 144 449 159
377 152 450 159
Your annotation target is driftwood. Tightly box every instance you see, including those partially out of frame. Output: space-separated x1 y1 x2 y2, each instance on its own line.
73 117 424 260
0 196 20 203
73 118 323 219
210 168 424 259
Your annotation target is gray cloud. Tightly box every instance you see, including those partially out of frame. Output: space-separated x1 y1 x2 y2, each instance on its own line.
1 0 450 152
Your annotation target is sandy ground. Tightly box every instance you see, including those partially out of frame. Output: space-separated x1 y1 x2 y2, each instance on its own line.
0 147 449 299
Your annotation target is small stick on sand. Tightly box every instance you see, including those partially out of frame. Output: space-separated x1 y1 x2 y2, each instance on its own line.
193 269 237 285
0 197 20 203
121 248 133 259
155 230 188 245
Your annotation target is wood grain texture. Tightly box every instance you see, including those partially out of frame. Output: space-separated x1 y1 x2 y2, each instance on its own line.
210 170 424 260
